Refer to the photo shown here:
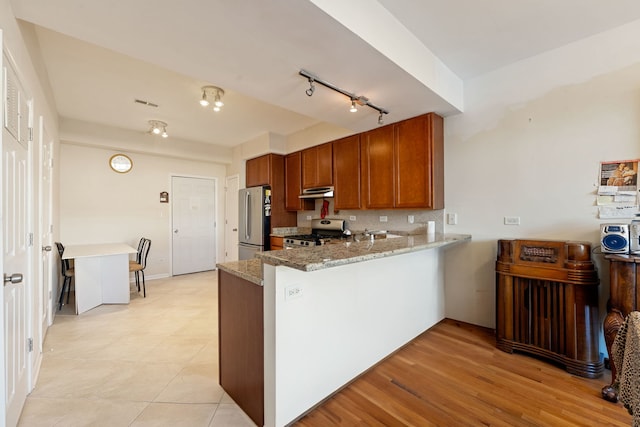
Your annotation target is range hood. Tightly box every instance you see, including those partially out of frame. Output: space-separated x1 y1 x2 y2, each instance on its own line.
299 186 334 199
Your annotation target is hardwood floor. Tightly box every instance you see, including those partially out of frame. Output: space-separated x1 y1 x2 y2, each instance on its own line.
295 319 631 426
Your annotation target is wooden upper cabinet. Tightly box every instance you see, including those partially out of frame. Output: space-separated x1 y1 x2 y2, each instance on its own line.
245 153 297 230
395 113 444 209
332 134 361 210
302 143 333 189
361 113 444 210
246 155 271 187
285 152 314 211
361 125 395 209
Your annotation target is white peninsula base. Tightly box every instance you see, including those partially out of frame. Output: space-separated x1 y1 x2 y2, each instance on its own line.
262 247 445 427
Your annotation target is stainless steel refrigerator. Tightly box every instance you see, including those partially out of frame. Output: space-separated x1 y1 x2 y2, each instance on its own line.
238 186 271 260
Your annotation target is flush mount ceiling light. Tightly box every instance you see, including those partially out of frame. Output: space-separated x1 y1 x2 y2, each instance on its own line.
299 69 388 125
148 120 168 138
199 85 225 112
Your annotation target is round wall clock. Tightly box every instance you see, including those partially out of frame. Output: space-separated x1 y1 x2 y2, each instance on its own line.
109 154 133 173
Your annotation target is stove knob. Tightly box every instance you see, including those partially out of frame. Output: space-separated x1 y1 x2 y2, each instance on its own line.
304 241 309 246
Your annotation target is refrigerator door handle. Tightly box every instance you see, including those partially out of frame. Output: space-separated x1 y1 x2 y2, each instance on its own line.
245 191 251 240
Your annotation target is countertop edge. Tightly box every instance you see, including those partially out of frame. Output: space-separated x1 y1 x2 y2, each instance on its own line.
257 233 471 272
217 259 263 285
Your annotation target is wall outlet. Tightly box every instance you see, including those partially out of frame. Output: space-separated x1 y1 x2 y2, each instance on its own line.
408 215 414 224
349 215 356 221
306 215 312 220
285 285 303 300
504 216 521 225
447 213 458 225
380 216 388 222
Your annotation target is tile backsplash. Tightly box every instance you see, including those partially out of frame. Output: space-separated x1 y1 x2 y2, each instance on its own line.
295 198 444 234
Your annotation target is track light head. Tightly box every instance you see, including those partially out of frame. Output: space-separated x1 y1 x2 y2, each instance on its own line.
199 91 209 107
305 78 315 96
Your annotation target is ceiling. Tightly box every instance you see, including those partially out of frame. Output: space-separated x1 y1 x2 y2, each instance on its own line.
9 0 640 148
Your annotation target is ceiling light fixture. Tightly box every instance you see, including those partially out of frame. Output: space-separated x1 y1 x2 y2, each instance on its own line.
148 120 168 138
299 69 388 124
200 85 225 112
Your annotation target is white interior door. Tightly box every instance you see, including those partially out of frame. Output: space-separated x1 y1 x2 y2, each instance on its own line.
2 48 31 427
171 176 216 275
38 118 53 330
225 175 239 262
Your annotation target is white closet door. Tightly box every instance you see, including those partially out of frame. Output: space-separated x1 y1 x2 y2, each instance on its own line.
171 176 216 275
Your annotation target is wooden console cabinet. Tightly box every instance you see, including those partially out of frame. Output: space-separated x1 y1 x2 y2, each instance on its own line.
495 239 602 378
601 254 640 402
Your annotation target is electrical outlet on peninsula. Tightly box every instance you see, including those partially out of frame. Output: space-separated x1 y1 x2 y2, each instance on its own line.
285 285 303 300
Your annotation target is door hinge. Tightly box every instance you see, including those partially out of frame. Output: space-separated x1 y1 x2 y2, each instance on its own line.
29 127 33 142
28 233 34 247
27 338 33 352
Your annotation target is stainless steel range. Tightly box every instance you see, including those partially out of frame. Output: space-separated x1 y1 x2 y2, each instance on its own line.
284 219 346 248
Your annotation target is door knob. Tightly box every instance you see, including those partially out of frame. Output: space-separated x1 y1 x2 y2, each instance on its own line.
4 273 23 285
174 229 179 234
42 245 52 252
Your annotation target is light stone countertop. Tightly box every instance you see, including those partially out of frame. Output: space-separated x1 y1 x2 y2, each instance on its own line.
217 258 263 285
256 233 471 272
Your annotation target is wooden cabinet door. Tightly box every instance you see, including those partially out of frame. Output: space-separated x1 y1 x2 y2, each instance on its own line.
246 155 270 187
395 115 431 208
393 113 444 209
270 236 284 250
396 113 444 209
316 143 333 186
301 147 316 189
302 143 333 188
361 126 395 209
332 135 361 210
285 152 314 211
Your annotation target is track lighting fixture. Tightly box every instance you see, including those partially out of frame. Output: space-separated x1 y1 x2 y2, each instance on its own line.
148 120 168 138
299 69 388 125
200 85 225 112
305 78 316 96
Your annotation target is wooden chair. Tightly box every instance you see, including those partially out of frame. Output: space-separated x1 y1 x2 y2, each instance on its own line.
129 238 151 297
55 242 74 310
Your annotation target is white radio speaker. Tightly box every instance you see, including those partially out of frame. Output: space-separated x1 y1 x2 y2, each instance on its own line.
601 224 630 254
630 221 640 254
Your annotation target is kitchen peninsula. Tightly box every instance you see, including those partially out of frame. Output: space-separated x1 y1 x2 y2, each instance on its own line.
217 233 470 427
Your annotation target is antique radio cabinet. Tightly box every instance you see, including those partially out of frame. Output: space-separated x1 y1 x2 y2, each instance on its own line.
495 239 602 378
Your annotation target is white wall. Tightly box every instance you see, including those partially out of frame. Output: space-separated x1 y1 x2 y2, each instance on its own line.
443 20 640 334
59 143 227 278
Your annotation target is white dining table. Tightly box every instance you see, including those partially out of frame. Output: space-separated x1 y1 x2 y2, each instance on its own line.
62 243 137 314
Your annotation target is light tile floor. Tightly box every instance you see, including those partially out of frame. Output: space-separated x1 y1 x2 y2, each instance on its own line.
18 270 257 427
